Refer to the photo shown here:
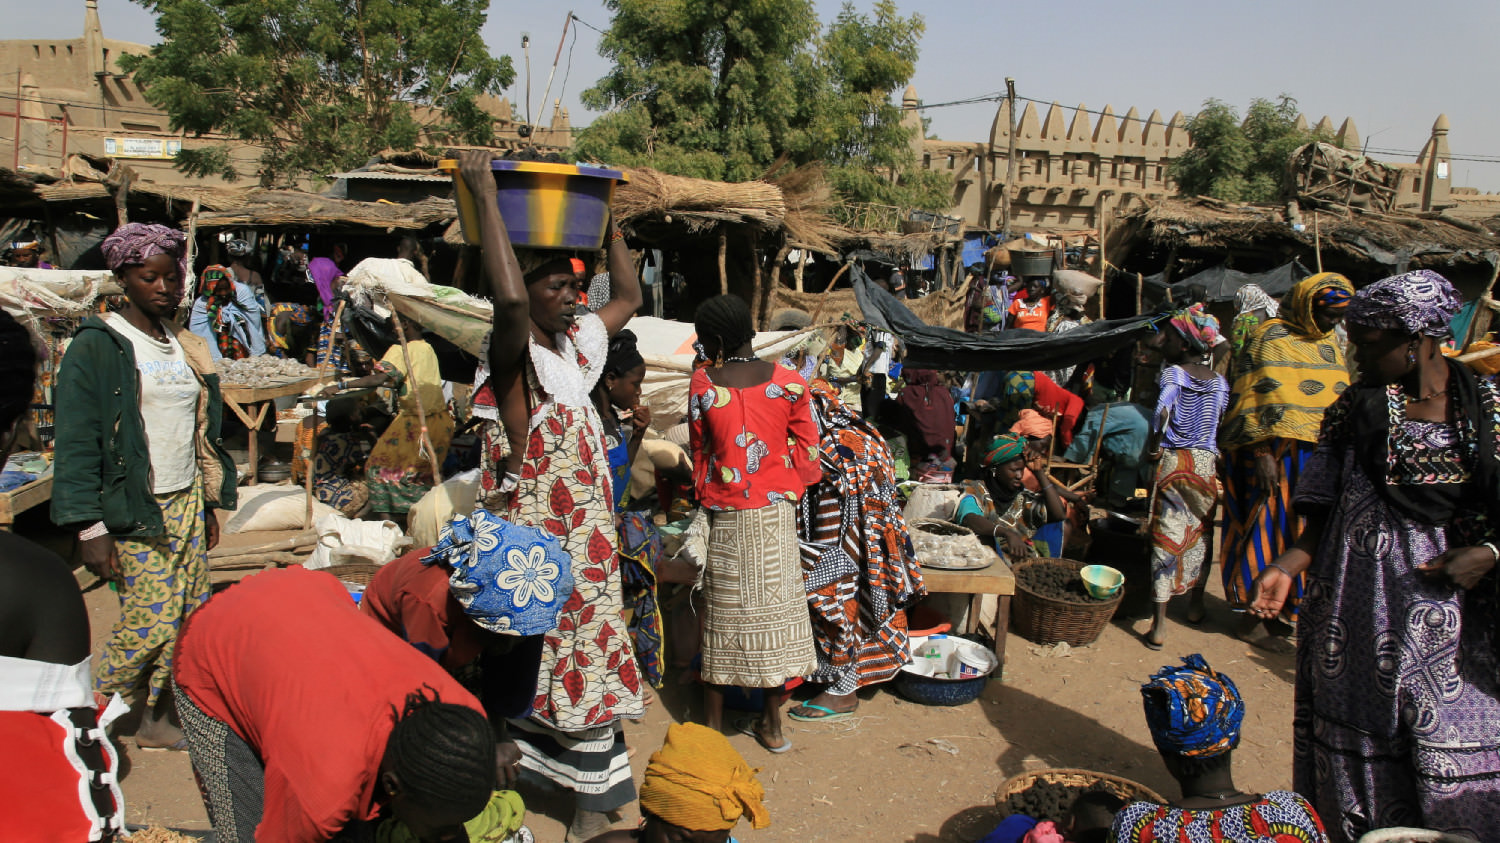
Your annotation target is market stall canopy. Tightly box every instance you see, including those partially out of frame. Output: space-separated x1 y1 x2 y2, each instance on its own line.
1139 259 1313 303
854 271 1162 372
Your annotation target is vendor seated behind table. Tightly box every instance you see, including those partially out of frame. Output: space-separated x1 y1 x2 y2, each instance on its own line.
362 511 568 793
954 433 1068 560
173 566 498 843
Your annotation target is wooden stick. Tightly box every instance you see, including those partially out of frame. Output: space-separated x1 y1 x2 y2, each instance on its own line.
1313 212 1323 273
794 248 808 293
303 402 320 530
208 531 318 559
809 262 851 325
392 314 444 490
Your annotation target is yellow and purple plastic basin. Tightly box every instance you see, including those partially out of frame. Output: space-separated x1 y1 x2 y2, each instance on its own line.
439 159 628 250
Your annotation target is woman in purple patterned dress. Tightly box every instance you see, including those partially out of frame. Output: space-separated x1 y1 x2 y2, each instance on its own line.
1250 270 1500 842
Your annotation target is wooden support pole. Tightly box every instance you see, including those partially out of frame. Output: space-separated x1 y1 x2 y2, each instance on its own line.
762 243 791 329
1313 212 1323 273
717 228 729 296
1000 77 1018 239
794 248 808 293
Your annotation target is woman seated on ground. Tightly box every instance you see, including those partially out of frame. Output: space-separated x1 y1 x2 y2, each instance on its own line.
188 264 266 361
585 722 769 843
322 314 453 522
955 433 1068 560
174 566 498 842
291 396 374 518
1108 654 1328 842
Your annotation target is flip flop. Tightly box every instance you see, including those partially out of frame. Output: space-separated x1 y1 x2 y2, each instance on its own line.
787 703 856 723
733 716 792 753
136 737 190 752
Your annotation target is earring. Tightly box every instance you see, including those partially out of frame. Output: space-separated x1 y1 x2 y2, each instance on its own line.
1407 343 1417 366
715 349 725 367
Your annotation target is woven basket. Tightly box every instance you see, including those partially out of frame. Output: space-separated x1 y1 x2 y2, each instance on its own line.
1011 558 1122 646
994 767 1165 810
319 562 382 586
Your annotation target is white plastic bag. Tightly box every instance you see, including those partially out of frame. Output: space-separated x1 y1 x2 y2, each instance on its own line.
304 512 410 570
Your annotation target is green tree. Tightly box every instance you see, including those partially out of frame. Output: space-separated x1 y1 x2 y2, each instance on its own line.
121 0 513 184
576 0 946 210
1169 94 1333 203
576 0 819 182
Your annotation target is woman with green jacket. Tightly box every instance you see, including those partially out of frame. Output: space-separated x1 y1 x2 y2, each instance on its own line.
53 223 238 751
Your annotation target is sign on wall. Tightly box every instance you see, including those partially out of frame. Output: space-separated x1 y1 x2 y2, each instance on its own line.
103 138 183 159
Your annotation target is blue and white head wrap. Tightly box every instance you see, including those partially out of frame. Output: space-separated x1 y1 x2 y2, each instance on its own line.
1140 653 1244 759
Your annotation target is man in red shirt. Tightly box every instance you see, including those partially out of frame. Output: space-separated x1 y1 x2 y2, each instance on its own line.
174 566 497 842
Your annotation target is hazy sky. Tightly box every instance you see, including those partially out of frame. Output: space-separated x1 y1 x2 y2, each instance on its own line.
14 0 1500 190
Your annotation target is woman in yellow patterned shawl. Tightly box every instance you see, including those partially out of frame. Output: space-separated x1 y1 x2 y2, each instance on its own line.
1219 272 1353 650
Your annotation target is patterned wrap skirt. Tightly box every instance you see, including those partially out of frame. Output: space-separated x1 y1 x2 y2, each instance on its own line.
1148 448 1219 602
701 501 818 688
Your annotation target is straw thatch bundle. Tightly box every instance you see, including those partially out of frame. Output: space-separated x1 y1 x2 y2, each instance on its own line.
196 193 456 231
771 162 841 256
771 282 968 331
613 167 786 229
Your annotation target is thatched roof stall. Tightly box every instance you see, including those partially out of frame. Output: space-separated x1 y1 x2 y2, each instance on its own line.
1108 197 1500 294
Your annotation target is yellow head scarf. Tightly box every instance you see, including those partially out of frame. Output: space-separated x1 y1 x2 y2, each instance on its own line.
1223 272 1355 447
638 723 770 832
1278 271 1352 340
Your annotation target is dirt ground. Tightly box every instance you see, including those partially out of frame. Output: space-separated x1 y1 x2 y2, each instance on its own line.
52 510 1300 843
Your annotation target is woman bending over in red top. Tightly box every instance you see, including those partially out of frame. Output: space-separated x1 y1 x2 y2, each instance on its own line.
688 295 823 753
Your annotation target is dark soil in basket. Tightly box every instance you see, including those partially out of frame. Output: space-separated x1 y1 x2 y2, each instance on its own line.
1016 564 1108 604
999 779 1124 824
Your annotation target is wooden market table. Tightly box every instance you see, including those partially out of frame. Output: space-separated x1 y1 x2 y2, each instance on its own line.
919 558 1016 678
220 378 324 484
0 475 53 528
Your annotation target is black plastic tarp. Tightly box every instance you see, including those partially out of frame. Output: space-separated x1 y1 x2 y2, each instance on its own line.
1139 259 1312 304
854 272 1164 373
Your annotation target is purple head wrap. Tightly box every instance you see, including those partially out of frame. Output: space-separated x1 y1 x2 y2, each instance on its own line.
100 223 188 281
1345 269 1461 338
307 257 342 311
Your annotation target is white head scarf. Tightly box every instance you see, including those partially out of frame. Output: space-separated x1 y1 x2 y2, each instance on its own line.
1234 283 1279 318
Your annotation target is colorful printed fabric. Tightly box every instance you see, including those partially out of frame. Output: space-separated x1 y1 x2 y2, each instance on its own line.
953 480 1053 556
266 302 316 357
1222 273 1354 448
1345 269 1462 338
618 512 665 690
1220 439 1314 615
95 482 209 707
1149 448 1219 602
1167 304 1222 356
688 364 822 511
1107 790 1329 843
1291 397 1500 841
200 266 249 360
424 509 575 636
366 340 453 517
508 315 643 734
798 383 925 695
292 423 367 516
1139 653 1243 758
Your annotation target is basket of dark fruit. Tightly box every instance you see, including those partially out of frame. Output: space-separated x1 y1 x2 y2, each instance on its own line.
1011 558 1123 646
995 768 1164 823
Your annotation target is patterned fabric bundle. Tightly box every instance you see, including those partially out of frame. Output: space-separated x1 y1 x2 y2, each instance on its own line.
637 723 769 832
200 266 248 360
1166 303 1221 355
423 510 575 636
798 382 926 695
1139 653 1243 758
1345 269 1462 338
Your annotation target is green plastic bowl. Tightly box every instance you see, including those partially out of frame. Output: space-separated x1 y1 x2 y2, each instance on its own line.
1081 564 1124 600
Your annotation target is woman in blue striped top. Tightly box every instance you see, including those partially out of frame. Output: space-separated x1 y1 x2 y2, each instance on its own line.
1144 306 1230 650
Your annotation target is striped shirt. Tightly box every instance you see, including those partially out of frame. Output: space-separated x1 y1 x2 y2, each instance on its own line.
1154 365 1228 454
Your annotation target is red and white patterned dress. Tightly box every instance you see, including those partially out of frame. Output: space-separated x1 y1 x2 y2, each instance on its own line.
509 312 644 731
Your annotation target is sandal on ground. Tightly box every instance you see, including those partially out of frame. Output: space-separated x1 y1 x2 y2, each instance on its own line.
787 702 856 723
733 716 792 753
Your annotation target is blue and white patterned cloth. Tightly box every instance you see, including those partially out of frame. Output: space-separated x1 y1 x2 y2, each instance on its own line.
423 510 575 636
